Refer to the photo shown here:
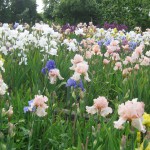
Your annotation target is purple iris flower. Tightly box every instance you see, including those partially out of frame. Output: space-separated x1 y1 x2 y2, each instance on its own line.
28 99 34 106
13 22 19 29
41 68 46 74
103 22 128 31
62 23 76 32
66 78 78 88
24 107 29 113
129 41 137 51
45 60 56 71
104 39 111 46
66 78 84 91
98 40 104 46
41 60 56 74
122 38 128 45
78 80 84 91
24 99 35 113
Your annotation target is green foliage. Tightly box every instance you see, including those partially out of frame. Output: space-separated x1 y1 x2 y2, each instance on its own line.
43 0 150 30
43 0 60 20
0 0 12 22
0 0 37 24
44 0 100 24
99 0 150 30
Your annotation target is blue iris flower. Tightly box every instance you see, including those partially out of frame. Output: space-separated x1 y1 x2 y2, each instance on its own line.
66 78 84 91
45 60 56 71
13 22 19 29
129 41 137 51
66 78 78 88
24 99 35 113
121 36 126 40
41 68 46 74
23 107 29 113
28 99 34 106
98 40 104 46
41 60 56 74
78 80 84 91
104 39 111 46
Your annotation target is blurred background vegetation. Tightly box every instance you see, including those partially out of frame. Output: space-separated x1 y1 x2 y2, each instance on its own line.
0 0 37 24
0 0 150 30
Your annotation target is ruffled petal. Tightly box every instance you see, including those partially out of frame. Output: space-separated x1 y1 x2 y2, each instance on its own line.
101 107 113 117
114 117 126 129
71 72 81 81
84 72 91 82
58 73 64 80
49 76 56 84
86 106 97 115
36 107 47 117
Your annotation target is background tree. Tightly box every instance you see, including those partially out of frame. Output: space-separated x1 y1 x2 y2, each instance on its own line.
99 0 150 30
43 0 100 24
0 0 37 24
43 0 60 20
0 0 12 22
43 0 150 30
12 0 37 24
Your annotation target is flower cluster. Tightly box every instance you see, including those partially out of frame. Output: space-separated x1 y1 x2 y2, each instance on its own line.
103 22 128 31
70 54 90 82
24 95 48 117
0 22 149 68
85 97 148 133
62 39 78 52
61 23 76 33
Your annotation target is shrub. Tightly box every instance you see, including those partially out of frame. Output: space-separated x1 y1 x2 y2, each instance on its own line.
44 0 150 30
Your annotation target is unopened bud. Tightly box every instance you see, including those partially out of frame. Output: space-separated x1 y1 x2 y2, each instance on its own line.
7 106 13 117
